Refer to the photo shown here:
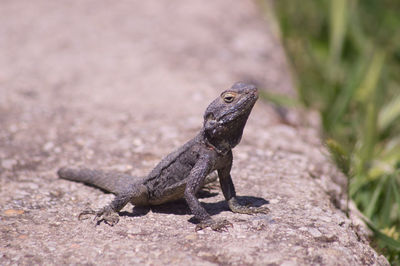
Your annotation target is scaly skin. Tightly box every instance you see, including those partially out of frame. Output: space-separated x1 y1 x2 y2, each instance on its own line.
58 82 269 231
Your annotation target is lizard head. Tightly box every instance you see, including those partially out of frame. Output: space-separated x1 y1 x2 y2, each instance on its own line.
203 82 258 153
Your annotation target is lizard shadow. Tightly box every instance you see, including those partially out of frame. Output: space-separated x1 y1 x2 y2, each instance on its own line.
119 189 220 218
120 193 270 223
192 195 270 222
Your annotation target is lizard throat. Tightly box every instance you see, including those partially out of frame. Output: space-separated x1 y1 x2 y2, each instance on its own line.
204 138 230 155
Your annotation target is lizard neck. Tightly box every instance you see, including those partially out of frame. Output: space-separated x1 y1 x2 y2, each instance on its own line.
200 130 231 156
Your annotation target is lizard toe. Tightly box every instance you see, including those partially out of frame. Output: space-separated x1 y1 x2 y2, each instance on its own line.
252 206 270 214
93 206 120 226
78 208 97 221
77 206 120 226
195 218 233 232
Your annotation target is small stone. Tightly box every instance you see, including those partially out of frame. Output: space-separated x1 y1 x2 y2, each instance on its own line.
50 222 61 227
281 260 297 266
127 227 142 235
132 138 143 145
269 199 279 204
1 159 17 170
319 216 332 223
26 183 39 190
43 142 54 151
197 251 212 257
236 151 249 160
112 164 133 172
308 227 322 238
9 124 18 133
185 234 197 240
18 234 28 240
4 209 25 216
70 244 80 249
317 233 338 243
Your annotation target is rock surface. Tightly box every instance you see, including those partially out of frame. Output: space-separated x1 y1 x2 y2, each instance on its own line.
0 0 388 265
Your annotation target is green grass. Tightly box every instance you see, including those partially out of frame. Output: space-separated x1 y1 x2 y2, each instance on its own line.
264 0 400 262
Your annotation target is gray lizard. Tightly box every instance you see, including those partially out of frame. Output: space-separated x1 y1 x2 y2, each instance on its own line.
58 82 269 231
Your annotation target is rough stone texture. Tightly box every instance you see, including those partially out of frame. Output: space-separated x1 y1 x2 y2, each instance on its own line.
0 0 388 265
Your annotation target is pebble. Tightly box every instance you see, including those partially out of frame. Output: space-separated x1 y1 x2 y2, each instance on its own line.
197 251 212 257
185 234 198 240
43 142 54 151
128 227 142 235
319 216 332 223
1 159 17 170
269 199 279 204
308 227 322 238
281 260 297 266
111 164 133 172
4 209 25 216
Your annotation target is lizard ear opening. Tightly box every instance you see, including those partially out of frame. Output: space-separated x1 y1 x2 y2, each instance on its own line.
204 113 217 131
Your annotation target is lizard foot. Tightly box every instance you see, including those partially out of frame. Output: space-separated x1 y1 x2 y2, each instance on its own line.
78 206 120 226
195 218 233 232
228 198 270 215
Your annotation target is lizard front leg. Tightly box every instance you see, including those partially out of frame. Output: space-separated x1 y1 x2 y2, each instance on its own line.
184 154 232 232
218 151 270 215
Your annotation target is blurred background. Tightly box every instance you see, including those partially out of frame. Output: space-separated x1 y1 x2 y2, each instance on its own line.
268 0 400 262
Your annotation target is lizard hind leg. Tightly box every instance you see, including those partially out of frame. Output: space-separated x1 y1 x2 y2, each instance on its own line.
79 184 149 226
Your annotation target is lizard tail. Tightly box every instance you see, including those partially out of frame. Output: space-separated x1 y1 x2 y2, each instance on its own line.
57 167 138 194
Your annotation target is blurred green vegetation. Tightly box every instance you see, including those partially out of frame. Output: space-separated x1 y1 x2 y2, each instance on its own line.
266 0 400 262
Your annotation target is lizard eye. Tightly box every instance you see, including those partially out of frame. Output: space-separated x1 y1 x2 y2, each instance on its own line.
222 92 236 103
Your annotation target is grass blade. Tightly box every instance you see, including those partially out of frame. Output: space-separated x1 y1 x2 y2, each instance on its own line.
329 0 347 64
326 138 350 175
356 50 385 102
380 178 393 228
378 93 400 132
365 176 386 218
390 175 400 220
363 217 400 250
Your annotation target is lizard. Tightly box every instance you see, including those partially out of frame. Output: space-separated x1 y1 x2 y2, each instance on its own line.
58 82 270 231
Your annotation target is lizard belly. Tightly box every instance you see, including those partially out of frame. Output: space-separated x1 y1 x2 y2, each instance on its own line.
147 170 218 205
148 179 187 205
144 138 213 205
146 160 193 205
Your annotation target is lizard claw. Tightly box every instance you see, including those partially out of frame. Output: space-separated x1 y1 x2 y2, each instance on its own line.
195 218 233 232
78 206 120 226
